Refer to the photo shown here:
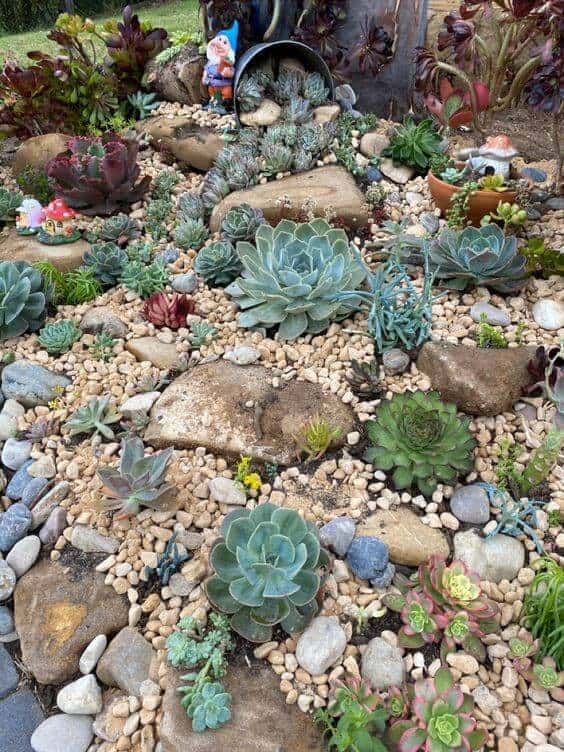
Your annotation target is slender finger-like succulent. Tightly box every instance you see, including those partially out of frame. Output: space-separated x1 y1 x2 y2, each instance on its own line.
225 219 366 340
38 319 81 354
205 502 329 642
97 435 174 516
365 391 476 496
0 261 46 340
194 241 242 287
428 225 528 292
65 394 121 439
220 203 266 243
142 291 195 328
84 242 129 286
174 218 209 251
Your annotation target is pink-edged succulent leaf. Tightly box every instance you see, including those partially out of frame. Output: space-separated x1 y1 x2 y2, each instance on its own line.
398 726 427 752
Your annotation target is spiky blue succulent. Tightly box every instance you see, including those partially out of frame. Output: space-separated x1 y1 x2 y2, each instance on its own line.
428 225 528 293
225 219 366 340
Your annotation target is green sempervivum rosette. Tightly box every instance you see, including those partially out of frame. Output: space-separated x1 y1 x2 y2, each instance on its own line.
389 668 486 752
194 241 242 287
205 503 329 642
38 319 81 354
365 391 476 496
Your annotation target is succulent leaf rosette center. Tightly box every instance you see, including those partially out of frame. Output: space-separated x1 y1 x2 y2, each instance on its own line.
428 705 462 747
401 407 444 451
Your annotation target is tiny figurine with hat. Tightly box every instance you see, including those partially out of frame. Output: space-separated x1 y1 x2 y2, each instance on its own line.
202 20 239 114
38 199 81 245
16 198 44 236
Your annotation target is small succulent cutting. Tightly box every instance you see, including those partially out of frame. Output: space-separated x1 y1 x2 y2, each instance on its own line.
142 291 195 329
97 436 174 516
293 415 342 463
65 395 121 439
38 319 81 354
220 203 265 243
205 502 329 642
365 391 476 496
194 241 242 287
428 224 528 292
84 242 128 287
120 259 169 297
127 90 160 119
388 668 487 752
0 261 46 340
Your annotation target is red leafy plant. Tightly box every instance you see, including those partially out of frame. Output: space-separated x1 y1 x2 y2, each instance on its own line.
142 292 196 329
46 135 150 217
383 556 499 661
388 668 487 752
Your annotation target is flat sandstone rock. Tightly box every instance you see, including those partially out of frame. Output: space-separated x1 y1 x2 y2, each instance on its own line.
145 361 356 465
209 166 370 232
0 229 87 272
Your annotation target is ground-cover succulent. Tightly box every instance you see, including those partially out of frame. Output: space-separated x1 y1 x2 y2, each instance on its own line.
194 241 242 287
142 292 195 329
205 503 329 642
98 213 141 247
520 428 564 496
388 668 487 752
65 395 121 439
98 435 174 516
189 321 218 348
220 204 265 243
84 242 128 287
293 415 343 463
0 261 46 340
383 117 444 173
127 90 160 120
89 332 116 362
523 556 564 670
365 391 476 496
200 169 230 212
38 319 81 354
428 224 528 292
225 219 366 340
152 168 181 200
46 135 150 216
60 268 102 305
174 218 209 251
120 259 169 298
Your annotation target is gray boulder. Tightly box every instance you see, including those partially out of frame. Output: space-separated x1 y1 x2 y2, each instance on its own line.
361 637 405 689
2 361 70 408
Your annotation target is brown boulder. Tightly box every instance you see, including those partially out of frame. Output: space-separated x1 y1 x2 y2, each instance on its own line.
126 337 183 370
144 42 206 105
14 557 128 685
210 166 371 232
417 343 536 416
0 228 87 271
160 662 324 752
139 116 222 171
358 508 450 566
13 133 68 176
145 360 356 465
96 627 156 696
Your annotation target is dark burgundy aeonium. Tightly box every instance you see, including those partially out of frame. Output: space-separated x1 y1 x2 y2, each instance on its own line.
354 16 394 76
46 135 151 216
437 12 477 67
524 51 564 112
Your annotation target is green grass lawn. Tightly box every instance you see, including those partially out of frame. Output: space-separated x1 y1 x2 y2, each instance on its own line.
0 0 200 62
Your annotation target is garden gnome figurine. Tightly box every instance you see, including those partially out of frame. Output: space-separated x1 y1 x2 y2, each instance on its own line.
16 198 44 235
467 135 519 179
202 20 239 113
37 199 80 245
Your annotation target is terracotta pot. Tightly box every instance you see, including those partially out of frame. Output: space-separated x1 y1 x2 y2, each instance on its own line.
427 171 517 226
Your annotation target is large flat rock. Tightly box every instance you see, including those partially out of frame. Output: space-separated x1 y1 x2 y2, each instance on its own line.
209 166 370 232
0 229 87 272
14 556 128 685
160 662 324 752
145 361 356 465
139 116 222 171
417 343 536 416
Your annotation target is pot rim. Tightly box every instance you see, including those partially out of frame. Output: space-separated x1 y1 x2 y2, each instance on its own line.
427 170 516 195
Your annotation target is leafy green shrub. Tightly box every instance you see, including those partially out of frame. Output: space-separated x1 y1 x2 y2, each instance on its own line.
523 557 564 669
428 225 528 292
383 117 444 173
205 503 329 642
166 614 233 732
365 391 476 496
194 241 242 287
15 165 54 205
65 395 120 439
225 219 366 340
0 189 23 223
120 260 169 298
84 242 128 286
522 237 564 277
38 319 81 354
0 261 46 340
98 436 174 516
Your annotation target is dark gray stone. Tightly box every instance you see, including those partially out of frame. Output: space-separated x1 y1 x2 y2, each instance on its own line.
521 167 547 183
450 484 491 524
6 461 33 501
545 197 564 211
0 689 44 752
419 212 440 234
0 504 32 553
1 361 70 409
39 507 67 547
0 645 19 699
382 348 410 375
346 537 389 581
469 302 511 327
21 477 49 508
0 606 14 636
319 517 356 556
370 562 396 589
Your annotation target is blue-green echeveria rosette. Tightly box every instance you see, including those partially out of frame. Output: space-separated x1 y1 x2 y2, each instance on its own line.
204 503 330 642
428 224 528 293
225 218 367 340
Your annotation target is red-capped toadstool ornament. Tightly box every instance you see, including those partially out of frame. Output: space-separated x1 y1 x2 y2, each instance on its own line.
37 199 81 245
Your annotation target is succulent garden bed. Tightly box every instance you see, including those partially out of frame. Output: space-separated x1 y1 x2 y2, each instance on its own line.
0 3 562 752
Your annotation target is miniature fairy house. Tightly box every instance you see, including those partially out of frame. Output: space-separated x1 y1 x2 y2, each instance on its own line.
16 198 44 235
38 199 80 245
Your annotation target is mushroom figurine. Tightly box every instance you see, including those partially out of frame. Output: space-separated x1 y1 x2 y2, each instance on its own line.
37 199 81 245
16 198 44 236
467 135 519 179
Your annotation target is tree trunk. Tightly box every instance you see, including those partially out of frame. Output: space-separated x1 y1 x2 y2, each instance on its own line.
336 0 428 120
